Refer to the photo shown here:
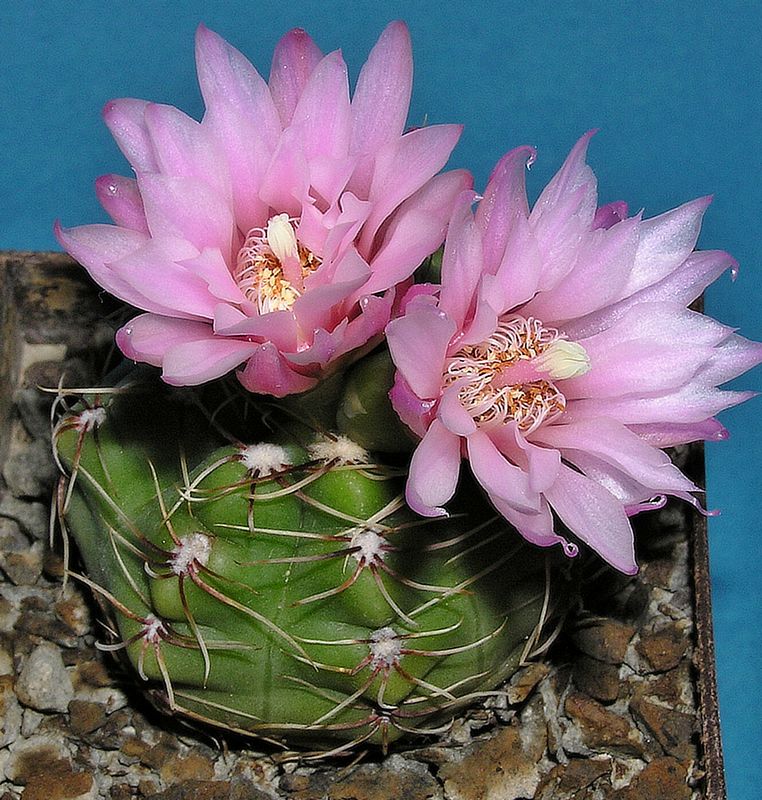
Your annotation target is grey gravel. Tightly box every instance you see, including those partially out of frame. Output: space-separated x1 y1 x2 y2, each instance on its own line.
15 641 74 712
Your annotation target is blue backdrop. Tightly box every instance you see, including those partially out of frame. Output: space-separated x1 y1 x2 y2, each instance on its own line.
3 2 760 795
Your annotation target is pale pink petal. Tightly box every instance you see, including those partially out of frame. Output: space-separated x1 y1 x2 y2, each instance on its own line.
619 196 712 297
562 340 715 399
195 25 279 232
102 98 157 172
439 192 483 328
238 342 318 396
530 131 599 290
544 464 638 575
628 419 729 447
287 292 393 368
53 222 179 314
490 424 561 494
474 145 534 274
533 418 698 495
466 431 539 513
359 170 473 297
490 496 564 549
180 247 246 304
290 51 351 161
437 383 477 437
258 125 310 216
694 334 762 386
162 338 261 385
116 313 215 366
562 250 739 341
390 372 435 439
95 175 148 233
565 386 756 426
144 103 230 198
195 24 281 149
138 174 234 256
523 215 640 323
406 420 462 516
109 237 222 319
213 307 299 352
268 28 324 127
350 20 412 160
493 213 544 311
386 304 457 399
593 201 628 230
359 124 463 255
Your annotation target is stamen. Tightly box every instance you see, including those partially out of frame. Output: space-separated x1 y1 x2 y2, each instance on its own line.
443 315 589 431
235 215 321 314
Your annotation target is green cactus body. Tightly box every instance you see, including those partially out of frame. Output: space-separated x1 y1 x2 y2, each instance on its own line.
54 379 558 754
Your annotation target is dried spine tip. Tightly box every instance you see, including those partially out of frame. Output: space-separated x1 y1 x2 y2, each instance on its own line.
309 435 370 465
239 443 293 476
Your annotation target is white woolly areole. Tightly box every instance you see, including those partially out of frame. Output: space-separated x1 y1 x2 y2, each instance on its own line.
240 443 293 476
169 533 211 575
308 435 369 465
76 406 107 432
350 528 386 564
369 627 402 669
143 614 168 644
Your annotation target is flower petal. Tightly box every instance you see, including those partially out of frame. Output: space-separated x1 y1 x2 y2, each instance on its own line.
116 313 216 366
544 464 638 575
386 303 457 399
466 430 539 514
238 342 319 396
95 175 148 233
474 145 534 274
268 28 324 128
351 21 412 153
406 419 461 516
102 98 157 172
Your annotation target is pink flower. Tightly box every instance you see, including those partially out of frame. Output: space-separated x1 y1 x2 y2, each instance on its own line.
386 133 762 574
56 22 469 396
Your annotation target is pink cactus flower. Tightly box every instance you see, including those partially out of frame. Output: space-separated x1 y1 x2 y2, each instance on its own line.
386 133 762 574
56 22 469 396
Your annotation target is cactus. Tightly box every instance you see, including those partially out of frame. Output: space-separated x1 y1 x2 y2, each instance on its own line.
53 374 561 756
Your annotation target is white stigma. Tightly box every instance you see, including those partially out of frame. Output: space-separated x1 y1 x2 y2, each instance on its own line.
169 533 211 575
369 627 402 670
266 213 299 265
534 340 591 380
239 443 293 476
76 407 107 432
350 528 386 564
308 435 370 465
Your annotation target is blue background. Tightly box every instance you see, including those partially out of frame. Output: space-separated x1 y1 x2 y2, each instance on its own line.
3 2 760 795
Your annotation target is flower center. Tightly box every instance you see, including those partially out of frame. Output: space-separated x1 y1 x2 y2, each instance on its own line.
235 214 321 314
444 315 590 432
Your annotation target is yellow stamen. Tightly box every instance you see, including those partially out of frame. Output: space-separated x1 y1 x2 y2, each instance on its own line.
235 216 321 314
